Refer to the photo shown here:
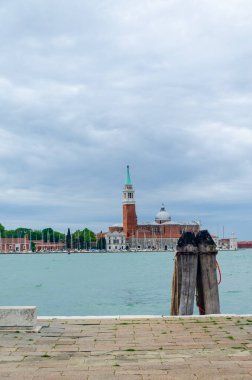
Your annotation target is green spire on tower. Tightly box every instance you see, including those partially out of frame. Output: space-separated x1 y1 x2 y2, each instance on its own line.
125 165 132 185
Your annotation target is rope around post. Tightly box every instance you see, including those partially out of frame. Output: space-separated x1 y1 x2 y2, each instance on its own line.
216 259 222 285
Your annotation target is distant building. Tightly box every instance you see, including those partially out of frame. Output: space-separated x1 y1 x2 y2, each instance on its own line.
105 231 126 251
212 233 238 250
0 238 30 253
107 166 200 250
33 240 65 251
237 241 252 249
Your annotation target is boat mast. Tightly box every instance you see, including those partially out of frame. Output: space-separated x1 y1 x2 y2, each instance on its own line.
42 230 44 252
30 230 32 252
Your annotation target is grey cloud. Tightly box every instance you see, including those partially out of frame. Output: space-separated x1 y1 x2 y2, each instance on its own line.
0 0 251 239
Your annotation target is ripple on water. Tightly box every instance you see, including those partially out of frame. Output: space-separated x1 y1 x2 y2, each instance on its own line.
226 290 241 294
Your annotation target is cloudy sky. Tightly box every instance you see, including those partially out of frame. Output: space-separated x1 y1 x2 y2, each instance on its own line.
0 0 252 239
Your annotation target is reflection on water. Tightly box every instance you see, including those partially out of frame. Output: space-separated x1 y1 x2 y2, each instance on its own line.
0 250 251 315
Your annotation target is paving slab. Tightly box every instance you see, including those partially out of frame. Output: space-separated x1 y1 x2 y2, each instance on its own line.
0 316 251 379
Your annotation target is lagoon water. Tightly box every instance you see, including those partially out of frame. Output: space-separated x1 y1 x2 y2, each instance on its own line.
0 250 251 316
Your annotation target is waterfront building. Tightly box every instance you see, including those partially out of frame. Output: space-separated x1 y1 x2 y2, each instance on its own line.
107 166 200 250
33 240 65 252
229 233 238 250
238 241 252 249
0 238 30 253
212 233 238 251
105 231 126 251
218 233 237 250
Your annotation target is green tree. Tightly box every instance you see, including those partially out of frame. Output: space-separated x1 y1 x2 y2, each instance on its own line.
54 231 65 243
3 227 31 239
31 230 42 241
41 228 65 243
83 228 96 249
42 228 54 242
97 237 106 250
4 229 15 238
15 228 31 238
66 228 71 250
31 241 36 252
71 228 96 250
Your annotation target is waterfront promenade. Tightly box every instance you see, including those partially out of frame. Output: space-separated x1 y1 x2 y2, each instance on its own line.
0 316 251 379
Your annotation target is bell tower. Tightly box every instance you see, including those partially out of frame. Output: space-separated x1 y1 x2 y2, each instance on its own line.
123 165 137 238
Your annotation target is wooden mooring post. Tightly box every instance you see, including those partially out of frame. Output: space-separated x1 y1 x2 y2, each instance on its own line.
196 230 220 315
170 232 198 316
171 229 220 316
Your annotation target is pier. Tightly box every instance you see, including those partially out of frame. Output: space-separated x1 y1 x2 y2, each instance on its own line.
0 315 251 379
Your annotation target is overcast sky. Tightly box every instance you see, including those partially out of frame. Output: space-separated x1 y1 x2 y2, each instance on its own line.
0 0 252 239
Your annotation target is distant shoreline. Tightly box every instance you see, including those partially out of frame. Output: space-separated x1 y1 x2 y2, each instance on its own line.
1 249 250 255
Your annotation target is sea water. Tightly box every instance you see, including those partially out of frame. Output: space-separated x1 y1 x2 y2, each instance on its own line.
0 250 251 316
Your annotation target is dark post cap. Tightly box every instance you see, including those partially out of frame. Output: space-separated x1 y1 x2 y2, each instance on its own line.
196 230 217 254
176 231 198 254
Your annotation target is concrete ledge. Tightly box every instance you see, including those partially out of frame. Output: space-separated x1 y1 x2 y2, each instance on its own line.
38 313 252 320
0 306 37 327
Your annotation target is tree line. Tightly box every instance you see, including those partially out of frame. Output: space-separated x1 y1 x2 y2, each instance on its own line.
0 224 104 245
0 224 65 242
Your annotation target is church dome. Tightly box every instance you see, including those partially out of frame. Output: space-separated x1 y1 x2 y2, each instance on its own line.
155 204 171 224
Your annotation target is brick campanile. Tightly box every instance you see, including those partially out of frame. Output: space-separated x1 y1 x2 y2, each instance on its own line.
123 165 137 238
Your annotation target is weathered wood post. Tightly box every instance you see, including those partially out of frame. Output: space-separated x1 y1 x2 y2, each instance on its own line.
170 254 181 316
171 232 198 315
196 230 220 314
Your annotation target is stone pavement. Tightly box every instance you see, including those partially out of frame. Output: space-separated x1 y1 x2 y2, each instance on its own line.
0 316 251 379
